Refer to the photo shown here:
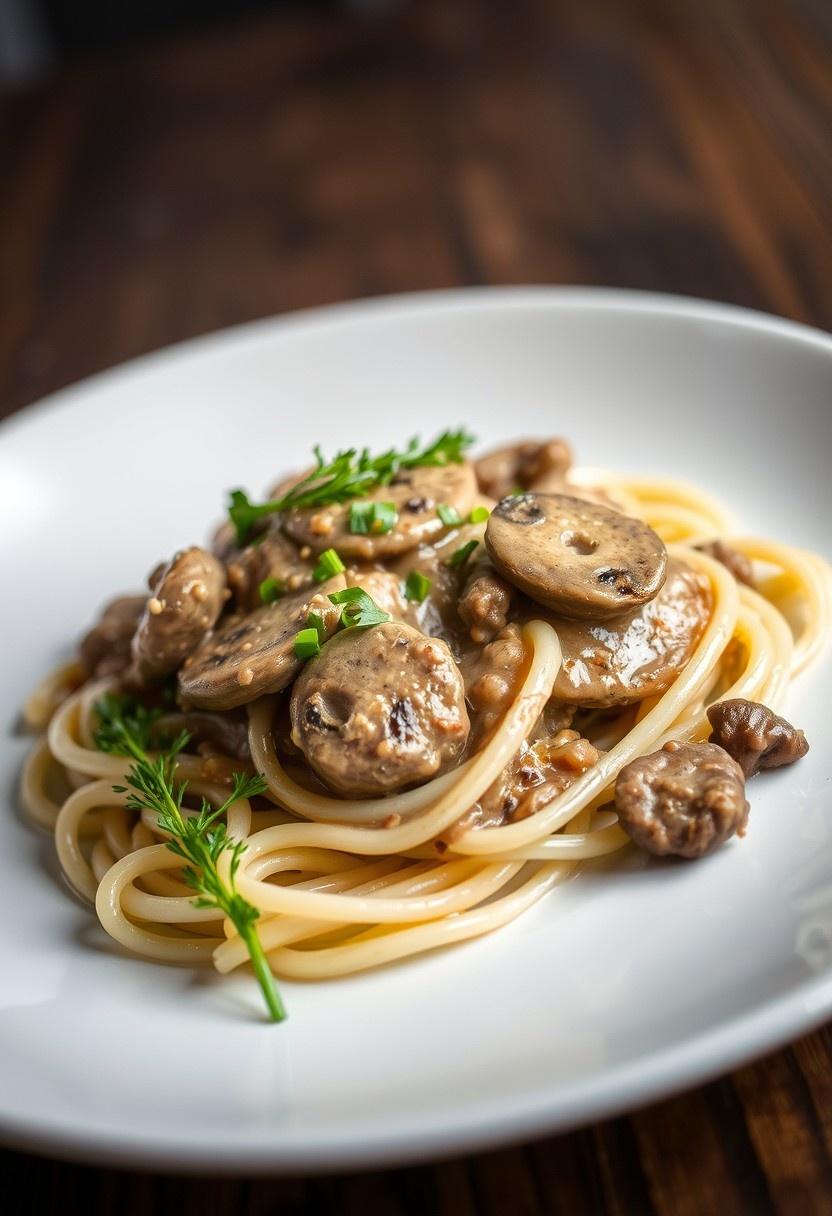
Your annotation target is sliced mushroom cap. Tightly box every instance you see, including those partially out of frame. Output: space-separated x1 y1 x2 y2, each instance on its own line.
615 740 749 858
524 559 712 708
474 439 572 500
131 548 226 684
178 574 346 710
290 621 470 797
486 492 667 620
79 595 146 677
283 462 477 559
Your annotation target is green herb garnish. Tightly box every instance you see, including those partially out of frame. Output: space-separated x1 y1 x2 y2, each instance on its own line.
94 695 285 1024
94 691 163 753
227 429 475 544
328 587 391 629
469 506 490 524
312 548 345 581
349 501 397 536
447 540 479 568
437 503 463 527
294 627 322 659
404 571 432 603
258 576 284 604
307 609 327 643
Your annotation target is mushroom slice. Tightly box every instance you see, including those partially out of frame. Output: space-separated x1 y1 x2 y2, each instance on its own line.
131 547 226 683
178 574 346 710
474 438 572 499
282 462 477 559
79 595 146 678
526 559 712 708
290 621 470 797
485 492 667 620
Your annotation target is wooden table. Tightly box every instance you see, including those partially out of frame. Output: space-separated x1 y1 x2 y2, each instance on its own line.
2 0 832 1210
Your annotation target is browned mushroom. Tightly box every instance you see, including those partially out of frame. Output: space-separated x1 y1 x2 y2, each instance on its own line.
523 558 712 708
485 492 667 620
706 699 809 776
178 575 345 710
78 595 146 678
131 547 226 683
290 621 470 796
283 462 477 559
474 438 572 500
694 540 754 586
615 740 749 858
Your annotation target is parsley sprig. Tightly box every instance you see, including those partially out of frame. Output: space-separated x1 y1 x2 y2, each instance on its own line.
94 694 286 1023
228 428 475 544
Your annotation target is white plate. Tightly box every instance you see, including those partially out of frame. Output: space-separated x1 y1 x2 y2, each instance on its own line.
2 288 831 1173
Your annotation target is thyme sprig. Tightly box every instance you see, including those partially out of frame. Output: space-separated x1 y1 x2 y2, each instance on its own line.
94 694 286 1023
228 428 475 544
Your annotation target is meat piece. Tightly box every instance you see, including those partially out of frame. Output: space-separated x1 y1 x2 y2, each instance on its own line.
290 621 469 796
78 595 145 677
153 710 251 761
458 563 514 644
695 540 754 586
615 740 749 858
707 699 809 777
283 462 477 559
390 513 492 649
131 547 226 683
459 622 528 747
486 492 667 620
178 574 345 710
487 728 599 824
475 439 572 499
525 559 712 708
225 527 314 610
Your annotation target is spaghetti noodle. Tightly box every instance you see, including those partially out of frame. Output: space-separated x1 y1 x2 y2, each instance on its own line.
19 438 831 1014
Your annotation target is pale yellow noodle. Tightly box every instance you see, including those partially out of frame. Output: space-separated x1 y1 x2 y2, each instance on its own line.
18 475 830 990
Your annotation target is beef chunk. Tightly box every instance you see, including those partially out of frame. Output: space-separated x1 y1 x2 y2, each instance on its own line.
707 699 809 777
615 740 749 858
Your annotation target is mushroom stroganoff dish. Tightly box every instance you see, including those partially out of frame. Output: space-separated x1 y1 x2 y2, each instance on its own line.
21 431 831 1021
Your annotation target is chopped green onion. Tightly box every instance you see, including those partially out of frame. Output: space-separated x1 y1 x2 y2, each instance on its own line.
328 587 391 629
227 429 475 545
313 548 345 581
404 571 432 603
307 610 327 643
293 628 321 660
258 576 284 604
349 501 398 536
447 540 479 568
469 505 490 524
437 503 463 527
349 502 374 534
371 502 397 534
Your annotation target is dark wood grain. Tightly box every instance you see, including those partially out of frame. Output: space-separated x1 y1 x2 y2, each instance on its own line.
2 0 832 1210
